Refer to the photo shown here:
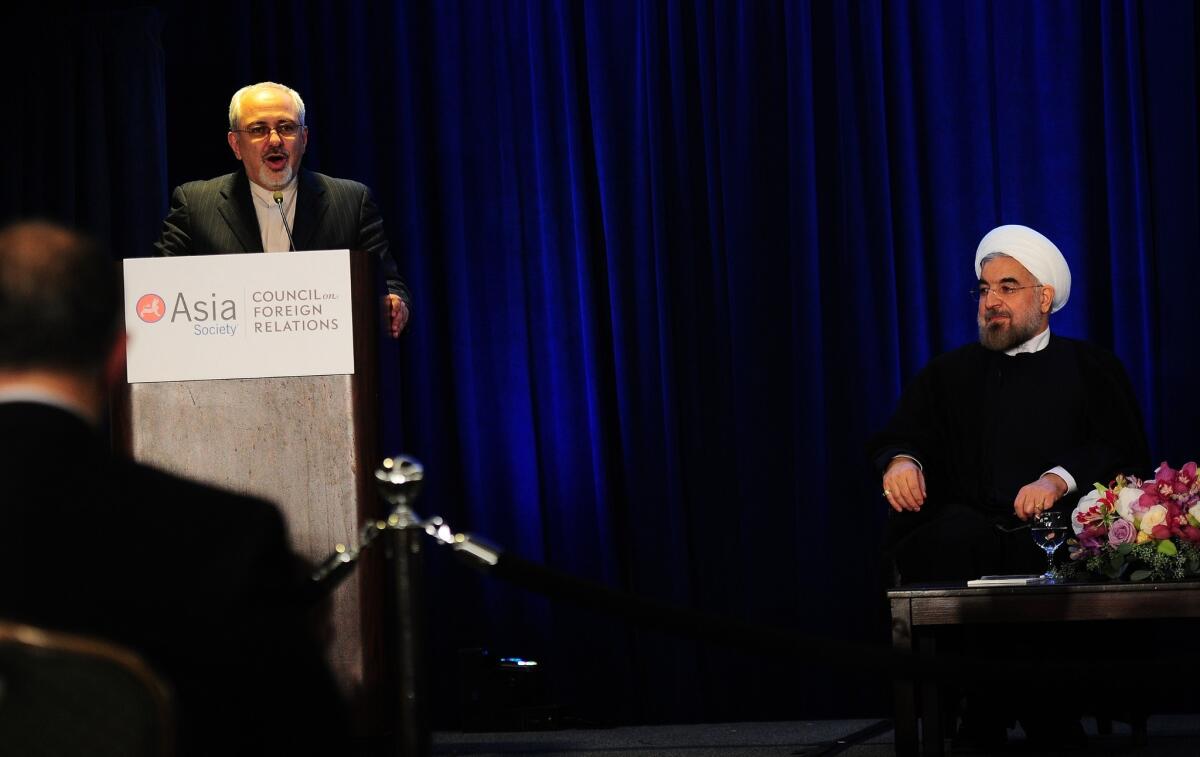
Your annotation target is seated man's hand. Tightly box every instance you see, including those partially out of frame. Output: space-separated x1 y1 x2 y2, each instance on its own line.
883 457 926 513
1013 473 1068 521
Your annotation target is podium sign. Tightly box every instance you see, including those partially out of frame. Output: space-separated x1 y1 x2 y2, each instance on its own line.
123 250 355 383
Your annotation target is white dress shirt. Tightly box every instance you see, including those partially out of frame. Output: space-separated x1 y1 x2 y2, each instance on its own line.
249 180 298 253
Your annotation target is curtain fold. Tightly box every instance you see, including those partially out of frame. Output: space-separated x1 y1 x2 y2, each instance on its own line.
0 9 166 258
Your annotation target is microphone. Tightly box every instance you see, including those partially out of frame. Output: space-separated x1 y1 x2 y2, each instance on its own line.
272 191 296 251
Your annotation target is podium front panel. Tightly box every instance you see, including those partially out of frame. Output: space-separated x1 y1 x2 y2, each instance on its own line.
128 374 365 693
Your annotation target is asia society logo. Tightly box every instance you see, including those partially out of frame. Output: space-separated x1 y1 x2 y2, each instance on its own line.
136 293 166 323
133 288 337 336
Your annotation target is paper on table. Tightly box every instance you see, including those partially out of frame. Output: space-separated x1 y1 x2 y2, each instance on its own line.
966 574 1048 587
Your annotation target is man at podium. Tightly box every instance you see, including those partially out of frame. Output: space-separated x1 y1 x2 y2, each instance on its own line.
155 80 412 338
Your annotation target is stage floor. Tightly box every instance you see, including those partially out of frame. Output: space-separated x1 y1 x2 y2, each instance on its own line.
434 715 1200 755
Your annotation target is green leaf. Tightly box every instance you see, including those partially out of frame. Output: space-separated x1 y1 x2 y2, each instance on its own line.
1189 514 1200 528
1094 482 1109 492
1157 540 1179 556
1130 569 1152 581
1116 544 1134 556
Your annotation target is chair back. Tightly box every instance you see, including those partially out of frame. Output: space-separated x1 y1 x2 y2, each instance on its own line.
0 620 173 757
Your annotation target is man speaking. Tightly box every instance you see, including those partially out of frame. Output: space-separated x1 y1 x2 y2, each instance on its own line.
870 224 1150 582
155 81 411 337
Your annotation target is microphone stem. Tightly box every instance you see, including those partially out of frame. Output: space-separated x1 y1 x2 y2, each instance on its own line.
272 192 296 252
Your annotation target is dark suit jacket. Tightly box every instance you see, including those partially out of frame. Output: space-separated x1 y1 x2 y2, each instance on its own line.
0 402 350 756
155 169 411 305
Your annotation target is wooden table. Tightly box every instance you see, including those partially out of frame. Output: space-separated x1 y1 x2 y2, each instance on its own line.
888 580 1200 756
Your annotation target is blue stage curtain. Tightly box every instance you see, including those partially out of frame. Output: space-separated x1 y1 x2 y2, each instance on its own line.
0 8 167 259
370 0 1200 721
10 0 1200 724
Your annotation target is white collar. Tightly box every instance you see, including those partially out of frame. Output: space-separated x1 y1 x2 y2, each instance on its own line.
1005 327 1051 356
248 178 298 209
0 385 96 424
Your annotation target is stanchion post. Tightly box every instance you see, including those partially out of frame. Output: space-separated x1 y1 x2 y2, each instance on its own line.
374 456 430 757
388 522 429 757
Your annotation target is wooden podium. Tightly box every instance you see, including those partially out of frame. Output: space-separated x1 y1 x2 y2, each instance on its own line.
113 250 389 716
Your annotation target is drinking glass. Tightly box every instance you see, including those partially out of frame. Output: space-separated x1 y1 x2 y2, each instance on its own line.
1031 510 1068 580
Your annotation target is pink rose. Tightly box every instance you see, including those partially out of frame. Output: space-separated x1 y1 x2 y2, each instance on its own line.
1108 518 1136 546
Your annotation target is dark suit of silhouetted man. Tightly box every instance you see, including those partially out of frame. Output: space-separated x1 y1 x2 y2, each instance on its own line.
155 80 411 338
0 221 350 756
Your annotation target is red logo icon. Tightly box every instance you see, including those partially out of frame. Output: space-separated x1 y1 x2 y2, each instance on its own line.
136 293 166 323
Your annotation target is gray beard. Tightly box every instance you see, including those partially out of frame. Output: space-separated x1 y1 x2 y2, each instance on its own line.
255 164 295 191
978 310 1043 352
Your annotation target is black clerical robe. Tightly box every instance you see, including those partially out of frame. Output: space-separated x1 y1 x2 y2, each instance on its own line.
869 334 1150 580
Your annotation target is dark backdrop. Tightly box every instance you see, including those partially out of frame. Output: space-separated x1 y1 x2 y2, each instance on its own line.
4 0 1200 724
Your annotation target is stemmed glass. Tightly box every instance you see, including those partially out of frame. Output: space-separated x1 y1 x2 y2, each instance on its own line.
1031 510 1069 581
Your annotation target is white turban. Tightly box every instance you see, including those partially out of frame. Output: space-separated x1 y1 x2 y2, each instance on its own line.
973 224 1071 313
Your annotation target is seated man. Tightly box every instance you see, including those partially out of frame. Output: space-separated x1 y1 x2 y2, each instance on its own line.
870 224 1150 583
0 221 349 755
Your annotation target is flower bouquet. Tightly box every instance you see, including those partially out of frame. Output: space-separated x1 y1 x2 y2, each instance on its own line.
1063 461 1200 581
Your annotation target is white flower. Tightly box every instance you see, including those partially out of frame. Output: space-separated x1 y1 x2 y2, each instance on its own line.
1189 503 1200 525
1115 486 1143 523
1139 504 1169 535
1072 489 1102 535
